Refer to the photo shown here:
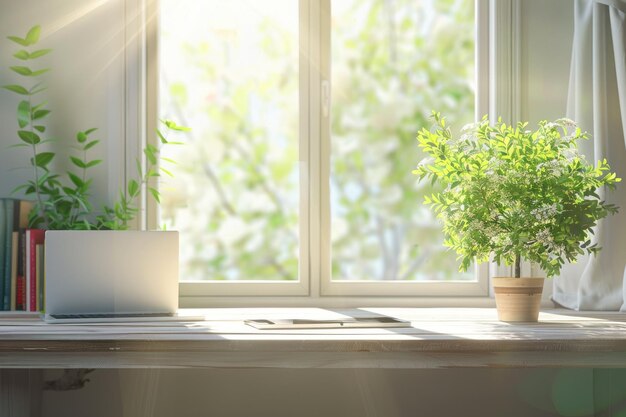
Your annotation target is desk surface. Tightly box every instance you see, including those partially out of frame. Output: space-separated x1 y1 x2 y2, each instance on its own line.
1 308 626 369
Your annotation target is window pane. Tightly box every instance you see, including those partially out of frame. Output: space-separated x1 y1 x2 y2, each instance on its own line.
330 0 475 281
159 0 299 281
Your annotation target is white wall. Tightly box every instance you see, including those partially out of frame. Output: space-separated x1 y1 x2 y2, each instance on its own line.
520 0 574 124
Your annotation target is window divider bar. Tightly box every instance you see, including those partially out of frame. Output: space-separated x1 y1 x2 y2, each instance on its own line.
318 0 331 297
144 0 159 231
300 0 312 294
308 0 323 298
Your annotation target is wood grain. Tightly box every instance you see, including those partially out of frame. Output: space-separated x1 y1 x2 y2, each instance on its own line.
0 308 625 368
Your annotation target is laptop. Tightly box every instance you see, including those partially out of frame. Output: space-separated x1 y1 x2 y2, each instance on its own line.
44 230 190 323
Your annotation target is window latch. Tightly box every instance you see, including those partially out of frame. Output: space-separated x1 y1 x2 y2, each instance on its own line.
321 79 330 118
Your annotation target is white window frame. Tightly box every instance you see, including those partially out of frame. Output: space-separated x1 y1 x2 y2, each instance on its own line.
129 0 512 306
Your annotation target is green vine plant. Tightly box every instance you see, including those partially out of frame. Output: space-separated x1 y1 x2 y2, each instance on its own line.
3 25 189 230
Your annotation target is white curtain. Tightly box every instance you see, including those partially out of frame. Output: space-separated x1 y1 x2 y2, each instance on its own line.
552 0 626 310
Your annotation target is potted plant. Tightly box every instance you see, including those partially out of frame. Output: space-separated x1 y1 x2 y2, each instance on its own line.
3 25 188 229
413 112 620 322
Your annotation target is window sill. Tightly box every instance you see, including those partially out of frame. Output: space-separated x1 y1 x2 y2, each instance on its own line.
0 308 624 369
179 295 502 309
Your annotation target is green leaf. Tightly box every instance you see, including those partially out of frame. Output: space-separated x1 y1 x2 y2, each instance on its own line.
84 140 99 150
7 36 28 46
135 159 143 178
32 109 50 120
161 119 191 132
156 129 168 144
67 172 84 188
70 156 87 168
32 101 47 112
29 85 47 95
33 152 55 168
3 85 29 95
29 48 52 59
127 180 139 197
13 50 30 60
17 101 30 128
148 187 160 203
77 131 87 143
84 128 98 135
10 66 32 76
160 167 173 177
29 68 50 77
25 25 41 45
144 147 157 164
85 160 102 168
17 130 40 144
34 125 46 133
11 184 31 194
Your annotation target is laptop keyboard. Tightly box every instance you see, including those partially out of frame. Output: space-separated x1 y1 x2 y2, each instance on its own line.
50 312 174 319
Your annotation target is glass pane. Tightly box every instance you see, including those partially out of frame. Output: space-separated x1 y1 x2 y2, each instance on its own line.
159 0 299 281
330 0 475 281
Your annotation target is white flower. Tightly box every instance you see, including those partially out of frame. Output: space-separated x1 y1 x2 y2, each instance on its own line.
417 156 435 167
531 204 558 222
537 160 565 176
536 229 554 245
461 122 479 133
491 235 512 247
555 118 577 128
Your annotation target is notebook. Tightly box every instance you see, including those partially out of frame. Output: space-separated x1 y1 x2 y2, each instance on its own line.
43 231 189 323
245 316 411 330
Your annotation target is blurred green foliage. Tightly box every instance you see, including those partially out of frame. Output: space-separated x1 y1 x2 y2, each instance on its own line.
330 0 475 280
160 0 475 281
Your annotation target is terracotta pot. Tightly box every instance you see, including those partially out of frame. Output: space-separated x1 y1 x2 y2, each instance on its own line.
493 277 544 322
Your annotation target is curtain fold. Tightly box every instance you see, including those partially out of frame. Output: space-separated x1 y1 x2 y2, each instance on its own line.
552 0 626 310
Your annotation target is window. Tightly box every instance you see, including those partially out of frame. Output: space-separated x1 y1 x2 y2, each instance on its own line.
154 0 489 303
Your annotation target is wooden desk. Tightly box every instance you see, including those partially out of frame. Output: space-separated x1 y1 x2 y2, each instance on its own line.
1 308 626 369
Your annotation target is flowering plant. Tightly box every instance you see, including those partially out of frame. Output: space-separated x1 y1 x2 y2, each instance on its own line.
413 112 620 278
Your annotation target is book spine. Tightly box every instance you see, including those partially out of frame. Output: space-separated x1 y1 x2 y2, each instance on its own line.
35 244 43 312
4 202 14 311
16 275 24 311
0 201 6 311
10 232 18 311
29 233 36 312
25 230 31 312
17 200 33 229
27 229 45 312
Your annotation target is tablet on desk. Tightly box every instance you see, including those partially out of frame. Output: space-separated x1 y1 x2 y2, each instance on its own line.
245 316 411 330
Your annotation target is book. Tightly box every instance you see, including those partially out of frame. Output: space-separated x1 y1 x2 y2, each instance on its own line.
19 230 26 310
0 201 6 311
0 200 34 311
10 232 18 311
16 230 25 311
16 275 24 311
36 244 43 312
244 316 411 329
13 200 33 229
4 201 14 310
25 229 45 312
